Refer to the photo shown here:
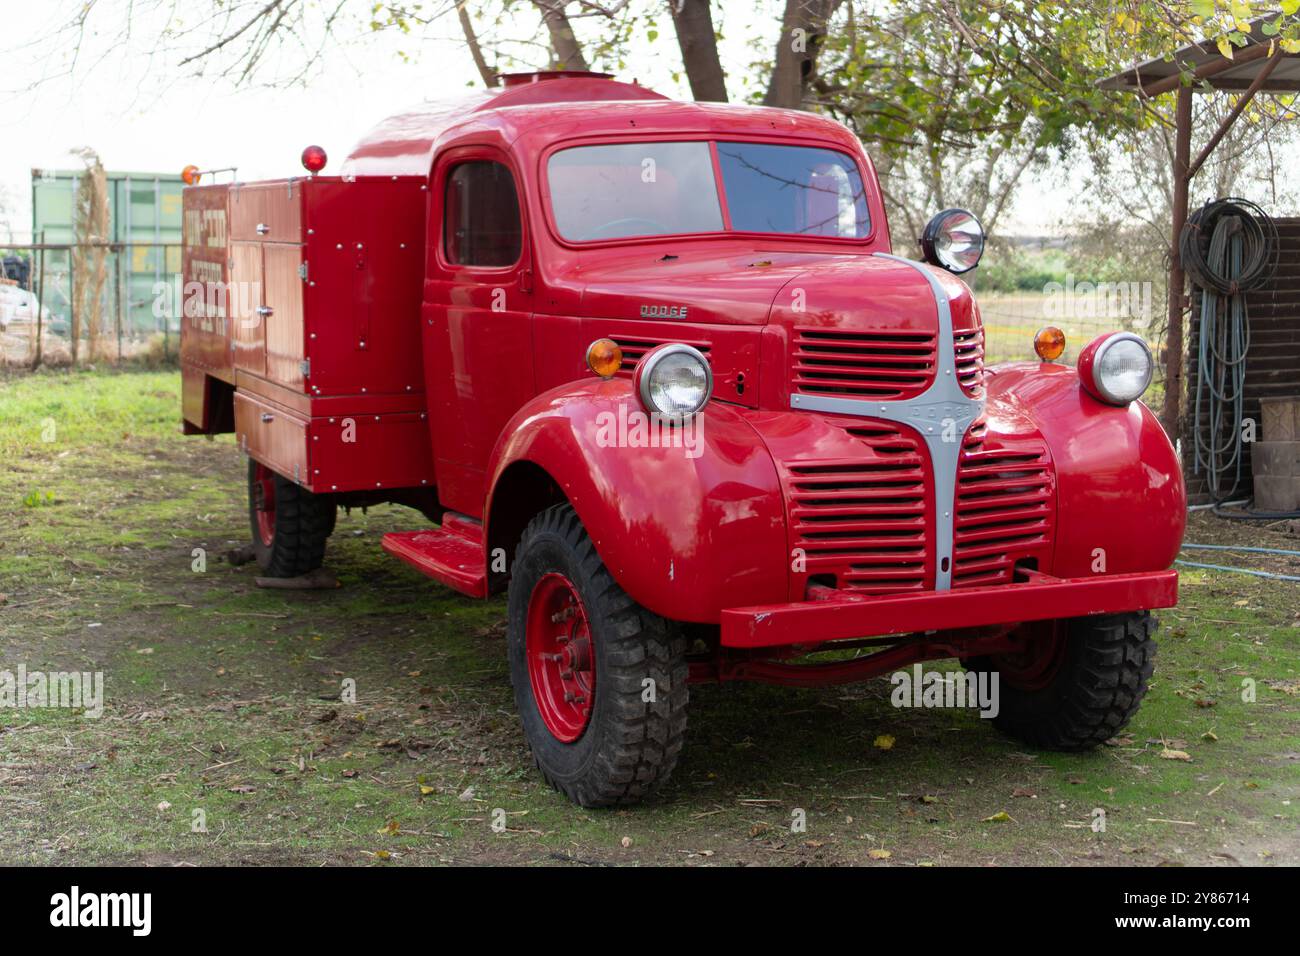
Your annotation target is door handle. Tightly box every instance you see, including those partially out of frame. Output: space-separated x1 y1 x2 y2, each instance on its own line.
256 306 273 317
260 413 274 423
256 223 271 235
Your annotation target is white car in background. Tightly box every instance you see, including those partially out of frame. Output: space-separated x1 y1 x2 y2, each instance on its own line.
0 281 49 329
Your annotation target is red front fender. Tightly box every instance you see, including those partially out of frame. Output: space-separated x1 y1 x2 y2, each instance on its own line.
987 361 1186 577
485 379 789 623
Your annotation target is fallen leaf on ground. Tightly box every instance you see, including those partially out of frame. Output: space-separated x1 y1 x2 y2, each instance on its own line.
982 811 1012 823
873 735 895 750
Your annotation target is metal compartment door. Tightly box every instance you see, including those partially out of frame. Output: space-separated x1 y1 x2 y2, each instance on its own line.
230 241 264 376
263 243 305 390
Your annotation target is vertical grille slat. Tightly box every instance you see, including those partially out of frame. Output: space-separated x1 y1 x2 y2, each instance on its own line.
953 327 985 396
780 422 933 595
952 424 1053 588
791 328 936 400
610 336 711 376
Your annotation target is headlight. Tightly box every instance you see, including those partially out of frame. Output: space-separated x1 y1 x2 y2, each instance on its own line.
921 208 985 274
1079 332 1153 405
635 343 712 421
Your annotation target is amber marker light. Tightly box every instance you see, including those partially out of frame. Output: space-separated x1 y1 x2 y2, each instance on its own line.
181 165 202 186
1034 326 1066 362
586 338 623 379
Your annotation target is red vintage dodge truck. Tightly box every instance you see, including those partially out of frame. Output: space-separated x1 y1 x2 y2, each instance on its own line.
180 71 1185 807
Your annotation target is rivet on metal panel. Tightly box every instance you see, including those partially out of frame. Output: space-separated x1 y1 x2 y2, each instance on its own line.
336 243 343 250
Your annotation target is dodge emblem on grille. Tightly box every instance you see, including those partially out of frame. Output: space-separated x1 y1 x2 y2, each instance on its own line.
640 304 688 318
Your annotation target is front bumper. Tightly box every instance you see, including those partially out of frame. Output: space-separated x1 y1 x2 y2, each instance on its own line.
720 569 1178 649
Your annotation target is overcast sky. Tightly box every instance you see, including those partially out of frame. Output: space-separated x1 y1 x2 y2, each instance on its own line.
0 0 1077 243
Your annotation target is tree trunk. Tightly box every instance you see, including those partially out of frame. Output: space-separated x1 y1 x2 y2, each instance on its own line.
764 0 841 111
667 0 727 102
457 1 499 87
534 1 589 71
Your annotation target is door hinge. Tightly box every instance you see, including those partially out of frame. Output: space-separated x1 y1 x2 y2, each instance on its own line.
294 463 300 483
298 261 308 281
300 358 311 377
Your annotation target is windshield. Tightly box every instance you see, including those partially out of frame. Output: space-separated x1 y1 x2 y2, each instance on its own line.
547 140 871 242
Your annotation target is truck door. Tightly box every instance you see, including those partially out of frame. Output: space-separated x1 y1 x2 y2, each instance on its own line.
423 147 535 517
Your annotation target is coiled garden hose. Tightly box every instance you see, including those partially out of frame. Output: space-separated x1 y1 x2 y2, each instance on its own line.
1181 198 1279 505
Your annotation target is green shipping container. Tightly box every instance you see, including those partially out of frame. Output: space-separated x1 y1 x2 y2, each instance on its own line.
30 169 184 336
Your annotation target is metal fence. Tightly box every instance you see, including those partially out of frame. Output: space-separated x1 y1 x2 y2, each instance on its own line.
1 239 182 368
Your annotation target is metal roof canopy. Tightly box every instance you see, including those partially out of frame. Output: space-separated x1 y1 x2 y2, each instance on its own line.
1096 19 1300 444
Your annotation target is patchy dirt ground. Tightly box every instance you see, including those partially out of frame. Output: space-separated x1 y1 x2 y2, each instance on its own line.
1 369 1297 866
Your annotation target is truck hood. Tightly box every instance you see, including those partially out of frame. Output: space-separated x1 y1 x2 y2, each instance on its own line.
555 249 860 326
556 248 953 334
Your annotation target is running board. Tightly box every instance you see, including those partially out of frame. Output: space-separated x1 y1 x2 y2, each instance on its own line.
381 513 487 598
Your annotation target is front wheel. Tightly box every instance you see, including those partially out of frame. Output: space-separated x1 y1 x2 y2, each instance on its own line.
247 460 336 577
507 504 688 807
965 612 1157 750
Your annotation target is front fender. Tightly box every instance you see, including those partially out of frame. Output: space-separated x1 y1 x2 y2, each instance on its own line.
987 362 1186 577
485 379 788 623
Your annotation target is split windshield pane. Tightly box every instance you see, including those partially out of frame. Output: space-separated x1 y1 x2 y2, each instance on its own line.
547 142 723 241
546 141 870 242
716 142 870 239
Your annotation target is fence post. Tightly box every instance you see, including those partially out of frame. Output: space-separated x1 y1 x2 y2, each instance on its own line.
115 245 124 361
32 231 46 370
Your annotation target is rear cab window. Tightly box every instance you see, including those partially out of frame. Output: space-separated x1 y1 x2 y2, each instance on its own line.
444 160 522 266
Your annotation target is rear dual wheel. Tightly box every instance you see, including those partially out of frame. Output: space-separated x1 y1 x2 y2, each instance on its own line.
964 612 1158 750
508 504 688 807
247 460 336 577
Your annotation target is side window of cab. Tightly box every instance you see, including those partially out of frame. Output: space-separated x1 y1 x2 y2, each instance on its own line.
442 160 522 268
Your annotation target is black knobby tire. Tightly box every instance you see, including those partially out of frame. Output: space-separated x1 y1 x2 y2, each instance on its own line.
507 504 689 807
966 612 1157 751
247 459 336 577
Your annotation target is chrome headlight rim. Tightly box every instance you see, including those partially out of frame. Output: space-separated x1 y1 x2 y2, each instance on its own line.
921 207 986 275
1091 331 1153 405
635 343 713 423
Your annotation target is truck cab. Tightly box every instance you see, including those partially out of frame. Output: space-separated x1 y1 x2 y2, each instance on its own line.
181 71 1185 807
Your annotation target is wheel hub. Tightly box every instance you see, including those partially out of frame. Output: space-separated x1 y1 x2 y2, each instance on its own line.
526 573 596 742
990 620 1066 691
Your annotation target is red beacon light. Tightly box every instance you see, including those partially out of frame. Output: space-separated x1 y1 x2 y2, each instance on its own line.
301 145 327 175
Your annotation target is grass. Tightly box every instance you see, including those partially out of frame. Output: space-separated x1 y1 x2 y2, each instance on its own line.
0 368 1296 866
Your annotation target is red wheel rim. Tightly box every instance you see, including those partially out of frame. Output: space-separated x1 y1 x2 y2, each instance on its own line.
525 573 596 743
990 620 1067 691
252 463 276 548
